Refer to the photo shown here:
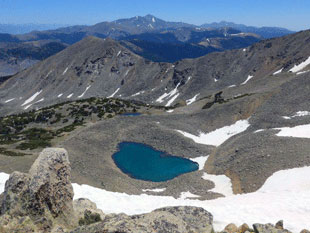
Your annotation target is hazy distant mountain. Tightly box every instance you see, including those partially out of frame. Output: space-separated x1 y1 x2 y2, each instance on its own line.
201 21 294 38
0 23 69 35
0 15 263 73
0 40 66 76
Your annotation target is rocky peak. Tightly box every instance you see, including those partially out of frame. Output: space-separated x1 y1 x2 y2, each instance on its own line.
0 148 76 232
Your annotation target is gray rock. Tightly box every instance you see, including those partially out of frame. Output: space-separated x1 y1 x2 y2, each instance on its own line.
224 223 238 233
73 198 105 220
72 206 214 233
0 148 76 232
253 223 292 233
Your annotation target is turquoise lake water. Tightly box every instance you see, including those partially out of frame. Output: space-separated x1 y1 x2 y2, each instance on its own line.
112 142 199 182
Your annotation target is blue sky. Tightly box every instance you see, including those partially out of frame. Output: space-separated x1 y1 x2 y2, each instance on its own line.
0 0 309 30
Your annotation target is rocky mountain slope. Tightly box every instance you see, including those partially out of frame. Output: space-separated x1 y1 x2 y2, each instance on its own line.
0 40 66 76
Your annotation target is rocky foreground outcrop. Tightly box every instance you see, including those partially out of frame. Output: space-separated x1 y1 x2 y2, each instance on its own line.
0 148 308 233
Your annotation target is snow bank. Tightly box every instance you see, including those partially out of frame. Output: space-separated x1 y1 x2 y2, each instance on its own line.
186 94 200 105
176 119 250 146
70 166 310 232
78 85 91 98
1 166 310 232
156 83 181 106
290 56 310 73
202 172 233 197
179 191 200 199
273 68 283 75
131 91 145 97
275 124 310 138
0 173 9 193
108 88 120 98
190 156 208 170
142 188 166 193
4 98 15 103
282 111 310 119
241 75 254 85
67 93 74 98
62 67 69 75
21 90 42 106
166 93 179 107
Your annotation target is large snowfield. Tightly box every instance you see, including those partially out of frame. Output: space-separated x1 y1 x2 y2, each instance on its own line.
1 167 310 232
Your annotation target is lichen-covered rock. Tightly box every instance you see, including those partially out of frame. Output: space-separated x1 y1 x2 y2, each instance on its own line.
224 223 238 233
72 206 214 233
238 223 251 233
253 223 292 233
0 148 76 232
300 230 310 233
275 220 284 230
73 198 105 221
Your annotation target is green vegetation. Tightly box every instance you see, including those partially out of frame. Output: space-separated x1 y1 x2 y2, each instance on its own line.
0 97 166 153
78 210 102 226
0 147 28 157
203 92 254 109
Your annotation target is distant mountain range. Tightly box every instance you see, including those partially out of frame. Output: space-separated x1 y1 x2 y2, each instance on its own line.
0 15 297 76
201 21 295 39
0 23 69 35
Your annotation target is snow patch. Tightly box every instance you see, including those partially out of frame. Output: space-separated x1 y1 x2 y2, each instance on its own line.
202 172 233 197
0 173 9 193
179 191 200 200
4 98 15 103
282 111 310 120
117 51 121 57
131 91 145 97
152 17 156 23
67 93 74 99
142 188 166 193
62 67 69 75
108 88 120 98
228 85 236 88
297 70 309 75
44 70 52 79
21 90 42 107
273 68 283 75
241 75 254 85
78 85 91 98
176 119 250 146
243 48 246 52
57 93 63 98
166 109 174 113
165 93 179 107
290 56 310 73
156 83 180 104
186 94 200 105
190 156 208 170
254 129 266 133
35 98 44 104
214 78 218 82
274 124 310 138
24 104 33 110
148 24 154 29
